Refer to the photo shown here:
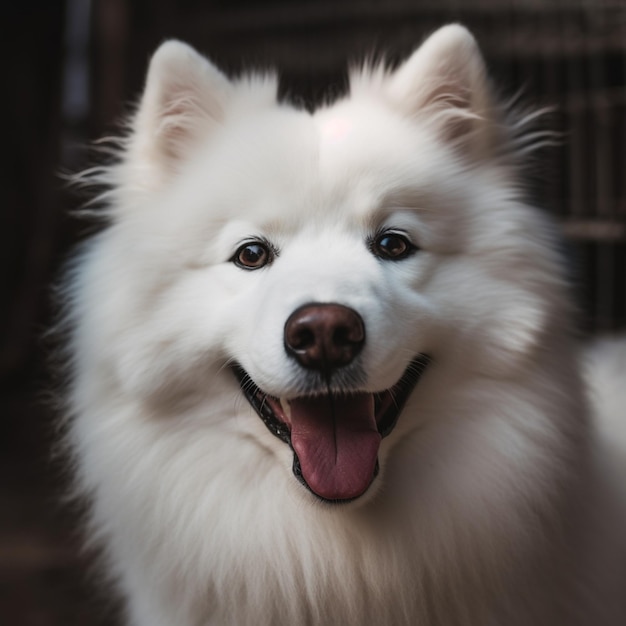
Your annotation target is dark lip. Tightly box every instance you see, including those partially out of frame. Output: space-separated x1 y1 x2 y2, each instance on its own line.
233 367 292 445
374 355 431 437
232 354 431 502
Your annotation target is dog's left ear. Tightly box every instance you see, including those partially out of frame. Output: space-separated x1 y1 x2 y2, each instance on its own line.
388 25 496 158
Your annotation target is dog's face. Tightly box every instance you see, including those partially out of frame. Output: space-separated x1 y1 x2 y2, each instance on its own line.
90 26 556 503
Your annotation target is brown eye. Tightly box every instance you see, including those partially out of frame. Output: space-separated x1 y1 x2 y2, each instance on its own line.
371 232 416 261
233 241 272 270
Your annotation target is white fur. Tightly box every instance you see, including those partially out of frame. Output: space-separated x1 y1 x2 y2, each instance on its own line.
63 25 626 625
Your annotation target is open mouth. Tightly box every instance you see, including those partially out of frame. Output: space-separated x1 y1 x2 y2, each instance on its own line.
233 355 430 503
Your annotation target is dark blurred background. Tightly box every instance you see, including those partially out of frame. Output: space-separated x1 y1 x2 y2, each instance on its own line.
2 1 626 624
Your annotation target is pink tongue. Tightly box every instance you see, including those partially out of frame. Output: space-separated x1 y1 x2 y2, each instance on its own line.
289 393 381 500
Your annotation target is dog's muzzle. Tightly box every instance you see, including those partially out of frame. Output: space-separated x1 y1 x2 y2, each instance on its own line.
234 302 430 503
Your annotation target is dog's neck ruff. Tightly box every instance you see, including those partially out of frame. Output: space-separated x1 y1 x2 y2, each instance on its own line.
233 356 430 503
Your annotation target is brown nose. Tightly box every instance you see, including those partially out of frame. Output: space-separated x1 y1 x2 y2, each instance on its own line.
284 303 365 372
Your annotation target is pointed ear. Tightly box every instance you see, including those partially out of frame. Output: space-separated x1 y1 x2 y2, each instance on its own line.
129 40 233 187
387 25 496 157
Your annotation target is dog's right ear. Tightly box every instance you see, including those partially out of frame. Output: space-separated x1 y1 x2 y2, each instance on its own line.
386 25 496 160
128 40 232 189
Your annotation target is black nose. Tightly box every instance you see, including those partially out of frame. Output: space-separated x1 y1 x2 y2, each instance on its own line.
284 303 365 373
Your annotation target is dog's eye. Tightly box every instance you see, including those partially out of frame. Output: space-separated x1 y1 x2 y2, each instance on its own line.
232 241 272 270
371 232 416 261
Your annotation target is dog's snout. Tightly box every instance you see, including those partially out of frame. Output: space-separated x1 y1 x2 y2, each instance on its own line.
284 304 365 372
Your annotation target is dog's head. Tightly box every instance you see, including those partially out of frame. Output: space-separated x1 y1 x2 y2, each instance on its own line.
80 26 565 503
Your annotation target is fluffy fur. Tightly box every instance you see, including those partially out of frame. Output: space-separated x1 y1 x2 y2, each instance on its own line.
63 25 626 625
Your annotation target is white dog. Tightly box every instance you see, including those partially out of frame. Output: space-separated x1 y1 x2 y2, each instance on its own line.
63 25 626 625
